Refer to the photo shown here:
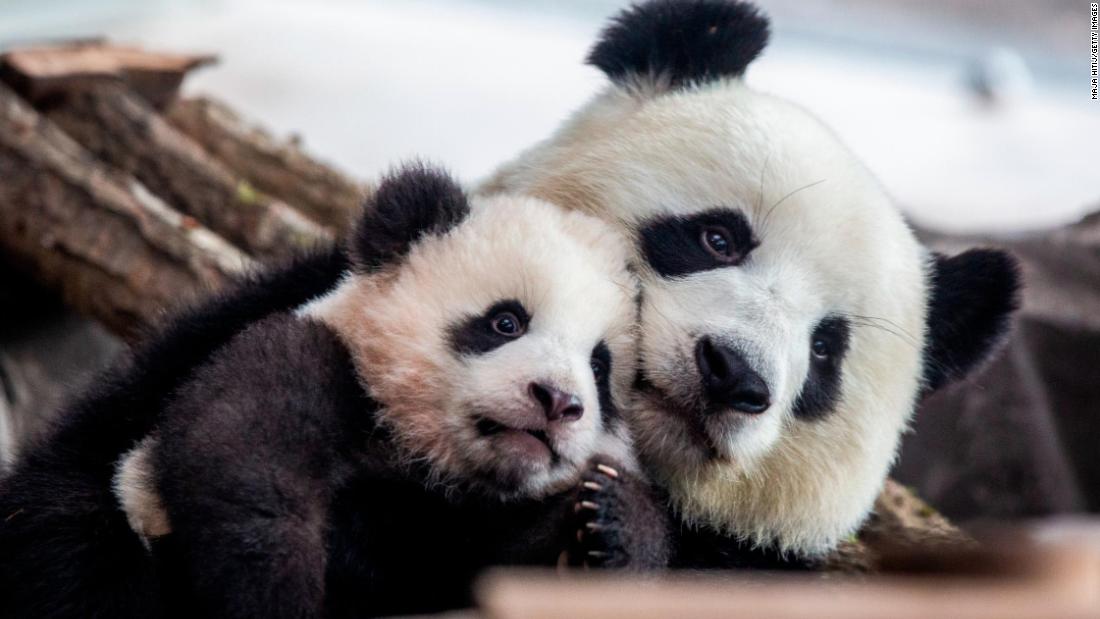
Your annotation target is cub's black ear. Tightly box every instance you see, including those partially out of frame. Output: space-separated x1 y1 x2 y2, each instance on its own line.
922 248 1021 393
587 0 769 92
350 163 469 272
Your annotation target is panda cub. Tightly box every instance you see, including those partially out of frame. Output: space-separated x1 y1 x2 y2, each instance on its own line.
109 164 664 618
482 0 1021 568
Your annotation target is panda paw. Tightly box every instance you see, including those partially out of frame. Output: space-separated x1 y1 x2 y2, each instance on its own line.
568 458 669 570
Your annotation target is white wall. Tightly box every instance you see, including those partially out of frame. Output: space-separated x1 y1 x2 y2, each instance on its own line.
2 0 1094 232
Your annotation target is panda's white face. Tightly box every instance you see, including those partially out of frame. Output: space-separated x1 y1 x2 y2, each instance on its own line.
480 82 929 553
303 195 638 500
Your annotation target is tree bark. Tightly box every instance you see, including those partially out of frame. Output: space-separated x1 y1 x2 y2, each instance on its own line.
826 479 972 573
0 40 215 109
166 97 366 231
38 81 329 259
0 82 249 340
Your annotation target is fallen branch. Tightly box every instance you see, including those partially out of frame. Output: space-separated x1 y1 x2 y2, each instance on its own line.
166 97 366 230
34 81 329 259
827 479 972 573
0 40 215 109
0 83 249 340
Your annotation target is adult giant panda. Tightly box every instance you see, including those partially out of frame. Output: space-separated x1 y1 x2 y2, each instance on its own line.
0 164 666 618
480 0 1021 567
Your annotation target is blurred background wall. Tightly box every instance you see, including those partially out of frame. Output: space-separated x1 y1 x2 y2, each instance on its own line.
1 0 1094 232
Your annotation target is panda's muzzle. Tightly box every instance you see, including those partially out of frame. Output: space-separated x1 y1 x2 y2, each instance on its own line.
695 337 771 415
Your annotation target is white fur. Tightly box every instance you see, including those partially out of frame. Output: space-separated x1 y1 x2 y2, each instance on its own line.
480 79 929 555
114 436 171 546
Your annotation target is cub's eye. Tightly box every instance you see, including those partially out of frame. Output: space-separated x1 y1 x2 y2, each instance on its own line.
491 312 524 337
811 338 829 359
701 226 734 260
590 358 608 382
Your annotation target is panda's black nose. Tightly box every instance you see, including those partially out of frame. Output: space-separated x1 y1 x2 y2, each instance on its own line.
695 338 771 414
529 382 584 422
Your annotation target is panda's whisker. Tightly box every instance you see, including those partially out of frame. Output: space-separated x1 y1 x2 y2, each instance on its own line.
762 178 826 235
847 319 921 352
842 313 921 345
840 313 922 350
753 152 772 222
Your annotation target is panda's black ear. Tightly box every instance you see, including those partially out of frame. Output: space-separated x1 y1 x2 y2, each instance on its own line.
350 163 469 272
922 249 1021 393
587 0 770 92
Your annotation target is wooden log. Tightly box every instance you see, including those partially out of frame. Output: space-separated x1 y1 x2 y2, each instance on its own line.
33 80 330 258
0 82 250 340
166 97 366 230
825 479 973 573
0 40 216 109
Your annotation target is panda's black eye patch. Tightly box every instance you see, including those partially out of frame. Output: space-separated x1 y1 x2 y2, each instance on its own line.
590 341 619 424
640 209 758 278
793 316 851 421
449 300 530 356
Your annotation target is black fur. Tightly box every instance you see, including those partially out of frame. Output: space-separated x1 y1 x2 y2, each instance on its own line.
792 316 851 421
568 459 670 570
566 469 812 572
669 521 819 570
639 208 758 278
448 299 530 356
922 249 1021 392
0 245 348 619
351 163 469 272
588 0 770 90
322 473 573 617
590 341 619 424
153 315 372 618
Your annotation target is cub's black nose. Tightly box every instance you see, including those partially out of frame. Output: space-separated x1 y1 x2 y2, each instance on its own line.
695 337 771 414
529 382 584 421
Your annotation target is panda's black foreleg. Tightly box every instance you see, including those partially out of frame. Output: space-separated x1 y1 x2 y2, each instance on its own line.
0 467 164 619
151 314 369 619
568 457 671 570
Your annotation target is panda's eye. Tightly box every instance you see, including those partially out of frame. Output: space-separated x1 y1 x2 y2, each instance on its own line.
490 312 524 337
811 338 829 359
701 226 734 259
590 358 607 382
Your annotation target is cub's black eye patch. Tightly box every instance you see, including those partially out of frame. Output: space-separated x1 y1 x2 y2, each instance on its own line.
793 316 851 421
590 341 619 425
639 208 758 278
448 300 530 356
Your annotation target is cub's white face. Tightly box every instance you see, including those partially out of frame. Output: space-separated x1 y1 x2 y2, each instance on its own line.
481 82 928 553
304 195 638 500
